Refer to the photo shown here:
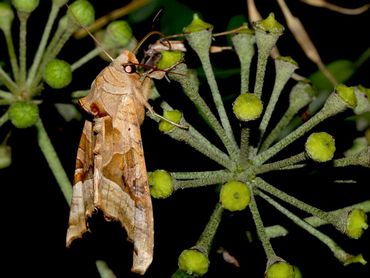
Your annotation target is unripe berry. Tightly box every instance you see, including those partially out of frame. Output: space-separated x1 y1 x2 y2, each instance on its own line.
346 208 368 239
103 20 133 48
67 0 95 27
220 181 251 211
265 261 294 278
254 12 284 34
157 50 184 70
149 170 173 199
232 93 263 121
0 3 14 32
178 249 209 276
335 84 357 109
305 132 335 162
43 59 72 89
11 0 39 13
183 13 213 33
8 101 39 129
159 109 182 132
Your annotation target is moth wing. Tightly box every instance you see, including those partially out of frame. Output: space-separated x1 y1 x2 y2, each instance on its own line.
95 94 153 275
66 120 95 246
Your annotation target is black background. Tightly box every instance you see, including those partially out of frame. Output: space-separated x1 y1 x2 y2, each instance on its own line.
1 0 370 277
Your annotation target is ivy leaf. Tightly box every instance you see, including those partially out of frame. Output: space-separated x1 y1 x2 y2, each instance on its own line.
160 0 194 34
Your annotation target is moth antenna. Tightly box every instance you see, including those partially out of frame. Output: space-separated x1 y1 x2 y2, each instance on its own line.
144 103 188 129
66 3 114 62
133 31 164 55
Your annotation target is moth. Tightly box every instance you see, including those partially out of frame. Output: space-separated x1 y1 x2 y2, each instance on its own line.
66 49 170 274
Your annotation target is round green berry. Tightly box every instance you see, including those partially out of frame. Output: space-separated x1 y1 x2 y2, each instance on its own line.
265 261 295 278
220 181 251 211
183 13 213 33
232 93 263 121
157 51 184 70
0 144 11 169
149 170 173 199
43 59 72 89
178 249 209 276
103 20 133 48
8 101 39 129
11 0 39 13
67 0 95 27
335 84 357 108
159 109 182 132
305 132 336 162
346 208 368 239
0 3 14 32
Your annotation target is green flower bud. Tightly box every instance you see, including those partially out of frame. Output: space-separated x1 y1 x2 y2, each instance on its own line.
293 266 302 278
335 84 357 109
0 144 11 169
183 13 213 33
157 51 184 70
43 59 72 89
67 0 95 27
0 3 14 32
254 13 284 34
358 85 370 100
276 56 298 67
8 101 39 129
178 249 209 276
159 109 183 132
265 261 295 278
232 93 263 121
149 170 173 199
305 132 335 162
220 181 251 211
346 208 368 239
103 20 133 48
11 0 39 13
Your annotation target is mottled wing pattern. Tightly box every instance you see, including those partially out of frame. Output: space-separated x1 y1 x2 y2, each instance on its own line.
66 120 95 246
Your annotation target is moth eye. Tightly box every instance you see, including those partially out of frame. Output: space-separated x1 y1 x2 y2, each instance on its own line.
123 64 136 73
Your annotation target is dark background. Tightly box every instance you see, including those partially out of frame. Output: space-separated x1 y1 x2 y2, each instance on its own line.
1 0 370 277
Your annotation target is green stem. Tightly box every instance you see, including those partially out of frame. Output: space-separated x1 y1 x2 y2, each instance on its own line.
354 47 370 69
18 12 29 86
257 190 362 265
169 63 239 160
249 187 277 260
254 177 333 223
0 66 18 93
265 200 370 238
148 112 233 170
27 3 61 86
0 90 13 100
172 170 229 179
35 119 72 203
255 152 307 174
239 127 250 167
173 172 234 190
3 29 19 82
0 112 8 127
71 47 101 72
255 93 348 165
196 203 223 255
96 260 116 278
334 149 370 168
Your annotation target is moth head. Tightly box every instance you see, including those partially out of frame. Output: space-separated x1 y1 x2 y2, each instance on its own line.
113 50 140 74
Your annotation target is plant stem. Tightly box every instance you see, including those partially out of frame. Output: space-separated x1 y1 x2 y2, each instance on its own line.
96 260 116 278
71 47 101 72
173 172 234 190
3 29 19 82
35 119 72 203
0 66 18 94
249 187 277 261
255 152 306 174
239 127 250 167
0 112 8 127
172 170 229 179
27 2 61 86
265 200 370 238
18 12 29 86
0 90 13 100
257 190 362 265
196 203 223 255
255 93 348 165
254 177 333 223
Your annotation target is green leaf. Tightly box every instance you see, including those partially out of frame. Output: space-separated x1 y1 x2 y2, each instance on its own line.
160 0 194 34
226 15 247 45
128 0 161 23
309 60 356 91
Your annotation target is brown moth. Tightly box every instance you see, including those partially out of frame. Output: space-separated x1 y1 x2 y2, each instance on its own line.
66 50 158 274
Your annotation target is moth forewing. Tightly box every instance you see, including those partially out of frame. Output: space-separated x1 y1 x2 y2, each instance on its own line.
66 50 155 274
